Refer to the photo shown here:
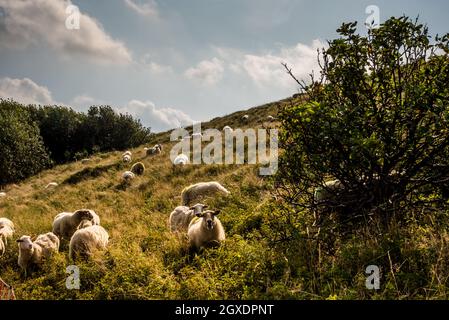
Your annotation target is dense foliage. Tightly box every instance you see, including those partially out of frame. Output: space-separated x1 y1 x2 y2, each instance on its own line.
276 16 449 226
0 99 152 185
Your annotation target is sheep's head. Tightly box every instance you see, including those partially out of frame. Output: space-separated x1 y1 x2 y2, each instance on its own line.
196 210 220 230
189 203 208 215
17 236 33 251
75 209 94 221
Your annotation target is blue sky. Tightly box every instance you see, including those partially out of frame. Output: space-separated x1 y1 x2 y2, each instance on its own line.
0 0 448 131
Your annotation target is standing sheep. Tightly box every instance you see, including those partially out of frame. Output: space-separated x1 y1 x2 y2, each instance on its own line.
122 171 135 183
146 146 161 157
0 217 14 247
123 154 132 163
181 181 230 206
314 179 343 202
52 209 96 240
69 225 109 261
17 233 60 275
242 114 249 122
169 203 208 232
187 210 225 251
131 162 145 175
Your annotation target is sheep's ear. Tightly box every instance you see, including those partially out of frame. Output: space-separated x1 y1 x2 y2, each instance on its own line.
203 205 208 209
16 239 23 243
195 212 203 218
213 210 220 216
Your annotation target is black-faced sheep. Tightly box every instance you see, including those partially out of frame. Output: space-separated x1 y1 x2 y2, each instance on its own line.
17 233 60 275
181 181 230 206
187 210 225 251
69 225 109 261
169 203 208 232
52 209 96 240
131 162 145 175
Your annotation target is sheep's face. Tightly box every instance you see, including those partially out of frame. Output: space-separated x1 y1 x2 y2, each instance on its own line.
17 236 33 251
190 203 208 215
196 210 220 230
76 210 94 221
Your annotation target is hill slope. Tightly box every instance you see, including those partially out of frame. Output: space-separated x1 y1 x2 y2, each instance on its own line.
0 96 297 299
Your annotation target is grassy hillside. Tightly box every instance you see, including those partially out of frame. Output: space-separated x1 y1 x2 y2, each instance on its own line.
0 97 291 299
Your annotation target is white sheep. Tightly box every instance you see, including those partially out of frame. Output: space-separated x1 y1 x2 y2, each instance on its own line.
123 154 132 163
45 182 58 189
173 154 190 166
0 217 14 247
314 179 344 202
122 171 135 183
242 114 249 121
122 151 132 157
267 115 275 122
52 209 96 240
130 162 145 175
77 210 101 229
181 181 230 206
146 146 161 156
169 203 208 232
0 192 6 197
17 233 60 274
154 144 163 151
187 210 225 250
69 225 109 260
0 238 4 256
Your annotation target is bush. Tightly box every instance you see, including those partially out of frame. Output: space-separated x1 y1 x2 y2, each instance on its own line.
276 16 449 225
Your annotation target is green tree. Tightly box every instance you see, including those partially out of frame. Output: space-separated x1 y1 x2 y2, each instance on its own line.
276 17 449 226
0 99 52 185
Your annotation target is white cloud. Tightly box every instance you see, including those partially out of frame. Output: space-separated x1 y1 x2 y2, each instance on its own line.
124 0 158 19
0 77 54 105
0 0 132 64
184 57 225 86
140 53 173 74
118 100 194 132
69 94 104 112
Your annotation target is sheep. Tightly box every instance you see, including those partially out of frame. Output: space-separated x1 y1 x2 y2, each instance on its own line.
77 210 101 229
242 114 249 122
169 203 208 232
0 217 14 246
130 162 145 175
45 182 58 189
0 238 4 256
146 146 161 157
17 233 60 274
154 144 163 151
69 225 109 261
187 210 225 251
0 192 6 197
52 209 96 240
80 158 91 164
122 171 135 183
122 151 132 157
181 181 230 206
123 154 132 163
173 154 189 166
267 115 275 122
314 179 344 202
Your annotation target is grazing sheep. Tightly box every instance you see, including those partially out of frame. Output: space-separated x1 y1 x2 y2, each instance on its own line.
242 114 249 121
77 210 101 229
146 146 161 156
173 154 189 166
80 158 91 164
131 162 145 175
123 154 132 163
267 115 275 122
69 225 109 260
314 179 344 202
181 181 230 206
169 203 208 232
17 233 60 274
122 151 132 157
52 209 96 240
187 210 225 250
0 217 14 246
122 171 135 183
45 182 58 189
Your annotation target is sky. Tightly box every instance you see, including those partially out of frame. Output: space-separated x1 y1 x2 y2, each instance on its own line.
0 0 448 132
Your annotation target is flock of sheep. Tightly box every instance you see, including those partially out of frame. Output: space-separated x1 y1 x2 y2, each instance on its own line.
0 141 235 277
